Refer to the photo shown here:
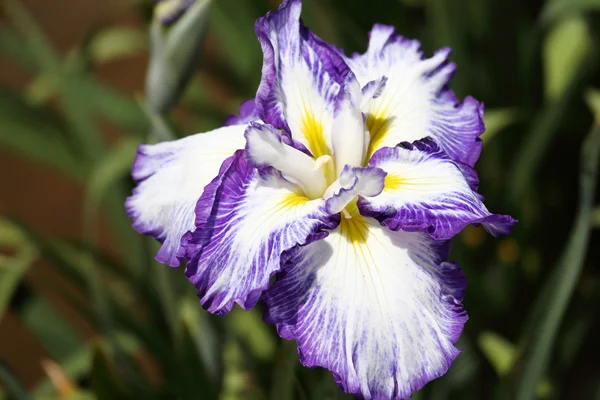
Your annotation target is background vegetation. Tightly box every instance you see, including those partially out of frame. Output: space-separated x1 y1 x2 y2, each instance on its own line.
1 0 600 399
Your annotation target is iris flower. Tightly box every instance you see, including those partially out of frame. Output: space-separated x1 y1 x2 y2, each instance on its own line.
127 0 516 398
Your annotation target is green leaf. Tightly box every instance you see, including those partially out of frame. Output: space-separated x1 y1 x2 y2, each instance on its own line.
89 342 129 400
540 0 600 26
0 218 38 318
0 25 37 70
426 0 469 97
178 296 221 382
0 364 30 400
0 86 83 178
584 88 600 124
220 335 267 400
481 108 521 146
228 308 275 362
513 124 600 400
82 82 147 132
146 0 213 115
593 206 600 227
442 337 480 389
269 340 298 400
136 96 175 142
85 138 139 208
543 16 591 103
175 317 219 399
3 0 62 73
65 391 97 400
32 347 92 398
210 0 261 85
478 332 516 376
87 27 147 64
21 296 85 361
508 50 595 203
25 73 61 105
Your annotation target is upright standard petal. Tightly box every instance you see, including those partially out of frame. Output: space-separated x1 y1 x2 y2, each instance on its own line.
359 138 517 239
264 214 465 400
344 24 484 166
255 0 352 169
126 125 246 266
183 150 339 315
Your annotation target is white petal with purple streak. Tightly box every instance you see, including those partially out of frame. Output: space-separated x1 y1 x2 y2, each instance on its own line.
126 125 246 266
183 150 338 315
255 0 355 178
359 138 517 239
264 215 466 400
343 24 484 166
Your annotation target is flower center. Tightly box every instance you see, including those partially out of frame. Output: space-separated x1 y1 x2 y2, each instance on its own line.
245 124 331 199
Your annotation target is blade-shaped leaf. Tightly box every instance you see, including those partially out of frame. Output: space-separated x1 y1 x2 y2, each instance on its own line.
0 86 83 178
478 332 516 376
543 16 591 103
540 0 600 25
513 124 600 400
0 364 30 400
0 218 38 318
481 108 521 146
87 27 147 64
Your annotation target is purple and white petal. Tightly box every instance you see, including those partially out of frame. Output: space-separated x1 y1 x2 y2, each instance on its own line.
343 24 484 166
223 99 260 127
360 76 388 109
126 125 246 266
183 150 339 315
359 138 516 239
264 215 466 400
254 0 353 164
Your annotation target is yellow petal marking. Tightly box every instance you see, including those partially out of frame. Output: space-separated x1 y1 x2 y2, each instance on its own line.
384 174 405 192
366 112 394 160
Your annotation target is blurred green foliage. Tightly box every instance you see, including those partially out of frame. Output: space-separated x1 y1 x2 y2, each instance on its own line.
1 0 600 399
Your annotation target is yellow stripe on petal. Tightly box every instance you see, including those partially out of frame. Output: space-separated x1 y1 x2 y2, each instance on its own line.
384 174 405 191
366 112 394 159
301 112 329 158
279 192 310 209
301 111 336 184
340 213 369 245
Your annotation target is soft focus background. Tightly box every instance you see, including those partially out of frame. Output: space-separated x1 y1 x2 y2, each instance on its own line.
1 0 599 399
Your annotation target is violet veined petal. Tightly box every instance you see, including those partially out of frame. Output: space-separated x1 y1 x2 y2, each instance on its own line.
360 76 388 109
223 99 259 127
182 150 339 315
126 125 246 267
264 216 464 400
359 138 517 239
343 24 484 166
254 0 353 165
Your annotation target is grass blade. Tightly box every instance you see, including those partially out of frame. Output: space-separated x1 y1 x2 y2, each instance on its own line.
508 49 596 203
0 364 30 400
513 123 600 400
0 218 38 318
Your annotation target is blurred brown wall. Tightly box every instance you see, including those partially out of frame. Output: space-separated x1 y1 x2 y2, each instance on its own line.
0 0 147 388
